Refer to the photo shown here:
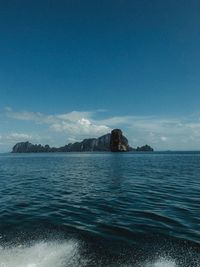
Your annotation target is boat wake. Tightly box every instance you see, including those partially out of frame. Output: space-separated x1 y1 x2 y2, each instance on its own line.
0 240 190 267
144 258 177 267
0 240 84 267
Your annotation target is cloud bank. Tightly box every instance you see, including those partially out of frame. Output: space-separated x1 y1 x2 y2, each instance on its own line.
1 107 200 151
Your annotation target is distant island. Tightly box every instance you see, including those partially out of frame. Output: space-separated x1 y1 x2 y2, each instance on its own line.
12 129 154 153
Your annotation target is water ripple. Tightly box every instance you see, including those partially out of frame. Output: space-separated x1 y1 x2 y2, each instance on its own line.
0 152 200 266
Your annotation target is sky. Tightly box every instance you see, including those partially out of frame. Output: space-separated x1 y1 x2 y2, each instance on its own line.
0 0 200 152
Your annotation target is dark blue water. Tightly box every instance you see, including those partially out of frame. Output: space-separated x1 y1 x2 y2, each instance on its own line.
0 152 200 267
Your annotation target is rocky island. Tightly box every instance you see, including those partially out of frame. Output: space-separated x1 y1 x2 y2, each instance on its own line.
12 129 154 153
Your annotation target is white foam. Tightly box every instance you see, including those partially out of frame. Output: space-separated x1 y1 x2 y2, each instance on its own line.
0 240 81 267
145 257 177 267
0 241 179 267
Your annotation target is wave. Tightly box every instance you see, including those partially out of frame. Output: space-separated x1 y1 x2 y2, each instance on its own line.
143 258 177 267
0 240 85 267
0 240 179 267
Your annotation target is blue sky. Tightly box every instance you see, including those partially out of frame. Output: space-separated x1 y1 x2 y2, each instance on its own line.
0 0 200 151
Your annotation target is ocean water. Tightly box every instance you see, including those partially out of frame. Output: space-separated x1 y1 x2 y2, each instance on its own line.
0 152 199 267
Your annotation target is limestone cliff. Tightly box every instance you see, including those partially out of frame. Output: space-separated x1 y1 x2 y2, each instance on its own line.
12 129 154 153
110 129 129 152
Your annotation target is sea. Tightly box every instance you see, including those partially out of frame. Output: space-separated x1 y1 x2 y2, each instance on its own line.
0 152 199 267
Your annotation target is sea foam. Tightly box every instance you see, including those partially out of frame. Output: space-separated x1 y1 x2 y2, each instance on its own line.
145 258 177 267
0 241 178 267
0 240 82 267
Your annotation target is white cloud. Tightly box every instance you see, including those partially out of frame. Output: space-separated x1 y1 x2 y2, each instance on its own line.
98 115 200 150
0 133 33 152
4 106 12 112
2 107 200 151
161 136 167 141
78 118 91 126
4 108 110 140
5 109 43 122
0 133 39 144
5 108 94 125
0 132 35 150
5 133 33 141
50 117 110 138
57 111 93 122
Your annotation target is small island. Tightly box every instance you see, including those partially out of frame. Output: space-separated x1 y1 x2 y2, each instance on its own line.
12 129 154 153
